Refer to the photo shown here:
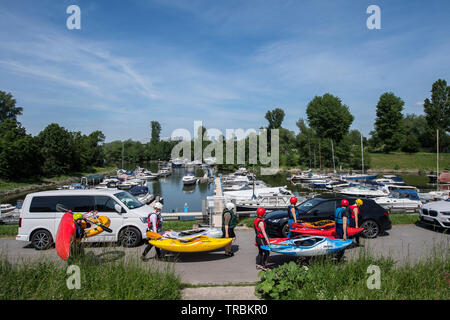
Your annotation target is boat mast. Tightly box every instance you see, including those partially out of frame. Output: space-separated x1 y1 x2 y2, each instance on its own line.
121 141 124 169
437 129 439 191
331 139 336 173
361 130 364 174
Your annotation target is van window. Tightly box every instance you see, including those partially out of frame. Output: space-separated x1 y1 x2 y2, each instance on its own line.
29 196 94 213
95 196 119 212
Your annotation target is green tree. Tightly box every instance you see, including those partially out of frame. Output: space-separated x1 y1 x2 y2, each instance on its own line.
372 92 405 153
150 121 161 145
0 91 23 123
37 124 74 176
306 94 354 143
0 120 42 179
424 79 450 132
423 79 450 152
265 108 285 129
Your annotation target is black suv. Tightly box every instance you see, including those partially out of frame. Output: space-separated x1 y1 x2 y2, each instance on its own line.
264 197 392 238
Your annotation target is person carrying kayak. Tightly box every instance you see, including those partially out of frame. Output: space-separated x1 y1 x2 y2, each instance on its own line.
254 207 271 271
334 199 350 261
71 213 92 258
142 202 164 260
348 198 363 246
287 197 299 238
222 202 237 257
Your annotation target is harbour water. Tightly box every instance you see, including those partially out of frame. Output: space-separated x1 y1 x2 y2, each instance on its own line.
147 167 214 213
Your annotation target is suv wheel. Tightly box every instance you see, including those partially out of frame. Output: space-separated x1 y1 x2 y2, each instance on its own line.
119 227 142 247
360 220 380 238
31 229 53 250
281 223 289 238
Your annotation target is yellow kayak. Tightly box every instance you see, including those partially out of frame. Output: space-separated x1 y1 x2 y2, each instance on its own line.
81 216 111 238
148 236 232 253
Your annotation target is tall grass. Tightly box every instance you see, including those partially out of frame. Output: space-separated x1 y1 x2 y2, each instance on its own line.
0 254 182 300
256 251 449 300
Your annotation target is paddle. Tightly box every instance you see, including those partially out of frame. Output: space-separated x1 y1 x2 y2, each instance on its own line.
83 217 113 233
55 204 112 233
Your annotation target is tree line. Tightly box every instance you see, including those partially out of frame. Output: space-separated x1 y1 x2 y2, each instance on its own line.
0 91 105 180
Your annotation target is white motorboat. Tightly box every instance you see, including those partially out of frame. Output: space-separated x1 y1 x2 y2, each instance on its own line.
0 204 16 214
338 186 386 198
203 157 217 166
340 173 379 181
95 177 121 189
418 190 449 202
235 194 303 212
224 186 293 202
290 172 329 182
374 190 422 211
380 184 418 194
222 183 249 192
157 169 171 177
182 174 197 186
129 186 155 205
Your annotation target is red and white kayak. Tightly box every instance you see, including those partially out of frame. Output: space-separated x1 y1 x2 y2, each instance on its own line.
55 212 76 261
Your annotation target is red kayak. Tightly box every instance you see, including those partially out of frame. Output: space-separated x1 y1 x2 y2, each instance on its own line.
290 226 364 239
55 212 76 261
291 220 335 230
254 238 289 246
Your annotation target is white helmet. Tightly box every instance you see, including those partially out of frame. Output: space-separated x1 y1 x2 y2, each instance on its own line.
154 202 163 210
226 202 235 210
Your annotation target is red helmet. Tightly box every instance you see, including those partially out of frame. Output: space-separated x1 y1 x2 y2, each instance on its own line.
256 207 266 217
341 199 349 207
290 197 298 204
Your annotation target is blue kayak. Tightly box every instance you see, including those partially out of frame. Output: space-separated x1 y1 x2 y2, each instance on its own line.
261 236 353 257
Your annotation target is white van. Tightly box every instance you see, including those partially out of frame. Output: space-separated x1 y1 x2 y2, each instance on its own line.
16 189 154 250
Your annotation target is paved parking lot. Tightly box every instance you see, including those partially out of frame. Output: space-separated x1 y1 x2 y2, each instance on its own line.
1 224 448 285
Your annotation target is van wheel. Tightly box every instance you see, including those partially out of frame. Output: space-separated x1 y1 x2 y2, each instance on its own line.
360 220 380 239
31 229 53 250
119 227 142 247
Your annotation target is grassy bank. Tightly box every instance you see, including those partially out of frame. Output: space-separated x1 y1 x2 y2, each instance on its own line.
389 213 420 225
0 225 18 237
0 255 182 300
369 152 449 171
0 166 117 193
256 253 449 300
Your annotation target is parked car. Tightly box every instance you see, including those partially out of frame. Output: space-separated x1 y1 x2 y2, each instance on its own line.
264 197 392 239
16 189 153 250
419 199 450 229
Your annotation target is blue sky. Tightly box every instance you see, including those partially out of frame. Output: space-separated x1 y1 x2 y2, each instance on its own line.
0 0 449 142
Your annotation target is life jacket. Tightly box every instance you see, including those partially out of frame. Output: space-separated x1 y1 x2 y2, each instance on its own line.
222 209 237 229
148 211 162 232
254 218 266 238
335 207 346 224
287 205 299 220
349 205 359 219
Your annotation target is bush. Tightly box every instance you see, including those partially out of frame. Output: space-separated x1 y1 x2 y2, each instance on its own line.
254 253 449 300
255 261 311 299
